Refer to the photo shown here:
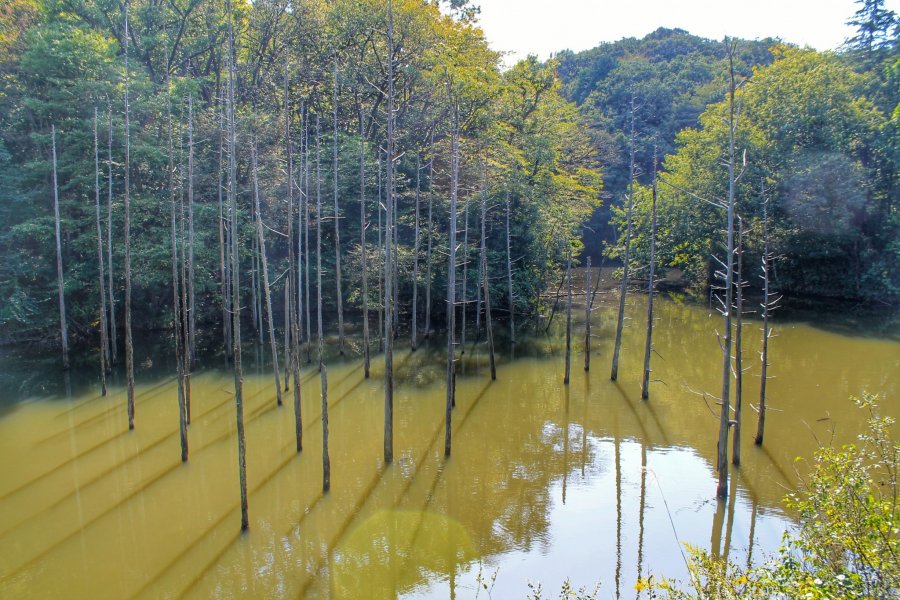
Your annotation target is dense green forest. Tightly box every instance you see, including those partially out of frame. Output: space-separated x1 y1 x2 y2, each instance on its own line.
0 0 601 352
0 0 897 358
556 23 898 301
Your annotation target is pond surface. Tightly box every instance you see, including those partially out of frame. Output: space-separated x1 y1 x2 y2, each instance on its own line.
0 278 897 599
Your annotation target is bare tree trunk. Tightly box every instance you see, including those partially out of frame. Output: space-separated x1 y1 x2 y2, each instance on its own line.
304 108 312 363
476 161 486 335
218 107 232 360
732 217 745 465
424 132 434 339
611 95 637 382
641 151 658 400
123 0 135 429
285 63 302 452
168 89 188 463
584 256 591 372
377 151 384 353
321 363 330 491
106 106 117 365
564 247 572 385
359 107 370 377
226 0 249 531
461 198 469 353
756 191 772 446
717 41 739 499
283 282 290 392
316 116 324 369
482 250 496 380
93 110 108 395
505 193 515 344
252 142 283 406
384 1 396 465
333 53 345 355
445 113 459 458
251 250 260 341
187 96 196 367
411 154 420 351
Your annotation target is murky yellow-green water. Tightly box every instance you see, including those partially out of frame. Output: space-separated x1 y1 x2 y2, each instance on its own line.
0 288 897 598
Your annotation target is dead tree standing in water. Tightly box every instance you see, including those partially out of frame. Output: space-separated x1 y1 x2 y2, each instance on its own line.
51 128 70 373
252 142 283 406
123 0 135 428
107 106 117 364
359 107 370 377
333 53 345 355
482 249 496 380
93 110 108 394
424 131 435 339
756 187 776 446
384 0 396 464
445 109 460 458
316 113 331 490
611 95 638 382
640 149 658 400
732 216 746 465
226 0 249 531
411 154 421 351
564 246 572 385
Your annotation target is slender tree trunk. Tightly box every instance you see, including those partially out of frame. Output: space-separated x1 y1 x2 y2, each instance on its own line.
641 151 658 400
756 193 771 446
611 96 637 382
461 199 469 353
226 0 249 531
384 1 396 465
411 154 420 351
316 116 324 369
123 0 135 429
252 142 283 406
180 107 191 424
304 108 312 363
584 256 591 372
332 54 345 355
733 217 745 465
168 88 188 463
297 101 305 355
285 63 302 452
218 107 232 360
321 363 330 491
187 96 196 367
564 247 572 385
424 132 434 339
93 110 108 395
106 106 117 365
359 107 370 377
377 151 384 353
284 282 290 392
483 251 496 380
505 193 515 344
445 114 459 458
717 42 739 499
476 161 486 334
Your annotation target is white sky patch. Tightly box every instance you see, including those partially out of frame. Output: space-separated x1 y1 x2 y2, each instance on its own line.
473 0 900 66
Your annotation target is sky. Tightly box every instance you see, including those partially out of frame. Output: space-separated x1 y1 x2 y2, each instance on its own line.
474 0 900 65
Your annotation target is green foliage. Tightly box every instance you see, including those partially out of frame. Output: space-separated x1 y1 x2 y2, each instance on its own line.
646 393 899 599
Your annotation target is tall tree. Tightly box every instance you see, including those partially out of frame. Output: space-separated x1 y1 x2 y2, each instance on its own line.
332 53 345 355
106 106 117 365
445 108 459 458
732 216 745 465
93 109 108 395
383 0 396 465
359 106 370 377
123 0 135 430
640 149 658 400
564 246 572 385
51 125 69 371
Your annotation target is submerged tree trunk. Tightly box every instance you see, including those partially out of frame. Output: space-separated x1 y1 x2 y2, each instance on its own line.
445 114 460 458
93 110 108 395
186 97 196 368
756 193 772 446
123 0 135 429
359 107 370 378
564 247 572 385
641 151 658 400
584 256 591 372
483 250 496 380
286 63 302 452
377 151 384 353
321 363 330 491
226 0 248 531
733 217 745 465
505 193 515 344
333 54 345 355
717 42 740 499
384 1 396 465
168 88 188 463
611 96 637 382
424 132 434 339
106 106 117 366
411 154 420 351
252 143 283 406
316 113 331 490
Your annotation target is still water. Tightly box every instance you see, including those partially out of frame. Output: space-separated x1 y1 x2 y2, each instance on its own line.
0 283 897 599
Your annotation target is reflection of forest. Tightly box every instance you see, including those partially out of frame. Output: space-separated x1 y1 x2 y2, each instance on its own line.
0 289 894 598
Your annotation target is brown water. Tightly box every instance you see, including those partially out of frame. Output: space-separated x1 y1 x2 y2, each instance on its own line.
0 288 897 599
